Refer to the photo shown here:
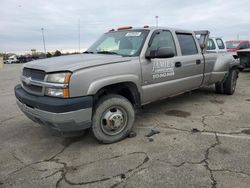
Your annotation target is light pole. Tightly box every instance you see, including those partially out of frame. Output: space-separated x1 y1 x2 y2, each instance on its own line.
155 16 159 27
41 28 46 57
78 19 81 53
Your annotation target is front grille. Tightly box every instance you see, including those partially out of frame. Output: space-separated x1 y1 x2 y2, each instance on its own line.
23 68 46 81
22 82 43 93
22 68 45 95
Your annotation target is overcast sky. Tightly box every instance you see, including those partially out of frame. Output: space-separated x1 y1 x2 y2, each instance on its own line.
1 0 250 54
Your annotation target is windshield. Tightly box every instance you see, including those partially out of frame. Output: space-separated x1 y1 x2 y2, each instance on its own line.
226 41 240 49
86 30 149 57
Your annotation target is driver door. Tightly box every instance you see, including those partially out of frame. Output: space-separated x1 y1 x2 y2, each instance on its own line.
141 30 181 104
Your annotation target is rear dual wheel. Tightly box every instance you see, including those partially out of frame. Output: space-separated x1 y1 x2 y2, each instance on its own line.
215 69 239 95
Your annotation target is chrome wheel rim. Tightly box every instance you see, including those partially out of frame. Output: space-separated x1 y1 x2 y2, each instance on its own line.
100 106 128 136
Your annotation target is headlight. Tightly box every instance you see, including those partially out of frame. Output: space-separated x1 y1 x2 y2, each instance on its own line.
45 72 71 98
47 72 71 84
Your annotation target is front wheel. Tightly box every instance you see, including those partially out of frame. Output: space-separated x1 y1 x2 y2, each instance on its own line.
92 94 135 144
223 69 239 95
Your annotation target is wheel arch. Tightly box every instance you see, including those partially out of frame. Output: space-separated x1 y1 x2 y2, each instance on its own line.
92 81 142 109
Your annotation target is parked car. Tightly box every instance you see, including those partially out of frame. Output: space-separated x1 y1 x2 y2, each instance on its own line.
18 55 34 63
226 40 250 52
5 55 19 64
15 26 240 143
237 49 250 70
207 37 227 53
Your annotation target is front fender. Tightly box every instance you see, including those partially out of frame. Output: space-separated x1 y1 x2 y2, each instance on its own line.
87 74 141 95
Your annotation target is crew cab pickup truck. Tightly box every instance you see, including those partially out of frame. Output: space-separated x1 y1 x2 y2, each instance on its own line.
15 26 240 143
206 37 227 53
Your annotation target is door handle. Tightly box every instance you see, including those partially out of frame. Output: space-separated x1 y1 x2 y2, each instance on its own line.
196 59 201 65
175 62 182 68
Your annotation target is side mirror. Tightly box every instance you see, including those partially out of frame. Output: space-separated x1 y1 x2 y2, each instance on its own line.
146 47 175 59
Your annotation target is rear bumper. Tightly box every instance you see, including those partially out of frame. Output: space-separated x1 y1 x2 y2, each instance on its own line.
15 85 93 132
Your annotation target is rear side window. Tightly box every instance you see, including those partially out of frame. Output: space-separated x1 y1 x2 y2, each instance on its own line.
176 33 198 55
216 39 225 49
207 39 216 50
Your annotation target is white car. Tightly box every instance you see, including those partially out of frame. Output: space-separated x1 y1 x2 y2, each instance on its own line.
5 55 19 64
207 37 227 53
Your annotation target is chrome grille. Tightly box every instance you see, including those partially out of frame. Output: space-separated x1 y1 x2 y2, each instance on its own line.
22 68 46 95
22 82 43 93
23 68 46 81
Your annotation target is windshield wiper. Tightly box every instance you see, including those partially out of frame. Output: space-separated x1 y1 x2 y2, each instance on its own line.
96 51 118 55
83 51 94 54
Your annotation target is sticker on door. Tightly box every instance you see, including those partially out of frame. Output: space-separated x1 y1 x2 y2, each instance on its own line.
152 60 175 79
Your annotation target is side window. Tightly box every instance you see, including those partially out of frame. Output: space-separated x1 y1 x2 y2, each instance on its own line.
149 30 176 56
207 39 216 50
216 39 225 49
176 33 198 55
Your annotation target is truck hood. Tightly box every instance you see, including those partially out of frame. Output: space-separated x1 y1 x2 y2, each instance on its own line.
23 54 132 72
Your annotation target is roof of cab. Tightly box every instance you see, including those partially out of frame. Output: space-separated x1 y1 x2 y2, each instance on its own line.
108 26 194 34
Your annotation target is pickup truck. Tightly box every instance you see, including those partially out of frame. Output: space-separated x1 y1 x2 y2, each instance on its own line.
206 37 227 53
226 40 250 52
5 55 19 64
15 26 240 143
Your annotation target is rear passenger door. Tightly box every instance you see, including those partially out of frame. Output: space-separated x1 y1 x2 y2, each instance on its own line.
174 33 204 92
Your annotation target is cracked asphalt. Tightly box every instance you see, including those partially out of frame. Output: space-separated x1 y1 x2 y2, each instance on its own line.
1 64 250 188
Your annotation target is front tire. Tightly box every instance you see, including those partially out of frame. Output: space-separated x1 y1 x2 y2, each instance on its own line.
92 94 135 144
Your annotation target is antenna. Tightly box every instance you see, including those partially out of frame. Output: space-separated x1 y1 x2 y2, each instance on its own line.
155 16 159 27
41 28 46 57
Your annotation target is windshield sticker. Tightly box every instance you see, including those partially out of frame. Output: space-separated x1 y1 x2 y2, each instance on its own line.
125 32 142 37
152 61 175 79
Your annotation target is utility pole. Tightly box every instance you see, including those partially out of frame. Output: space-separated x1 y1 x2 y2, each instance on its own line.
78 19 81 53
41 28 46 57
155 16 159 27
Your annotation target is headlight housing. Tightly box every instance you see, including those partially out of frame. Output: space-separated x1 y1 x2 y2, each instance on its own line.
45 72 71 98
47 72 71 84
